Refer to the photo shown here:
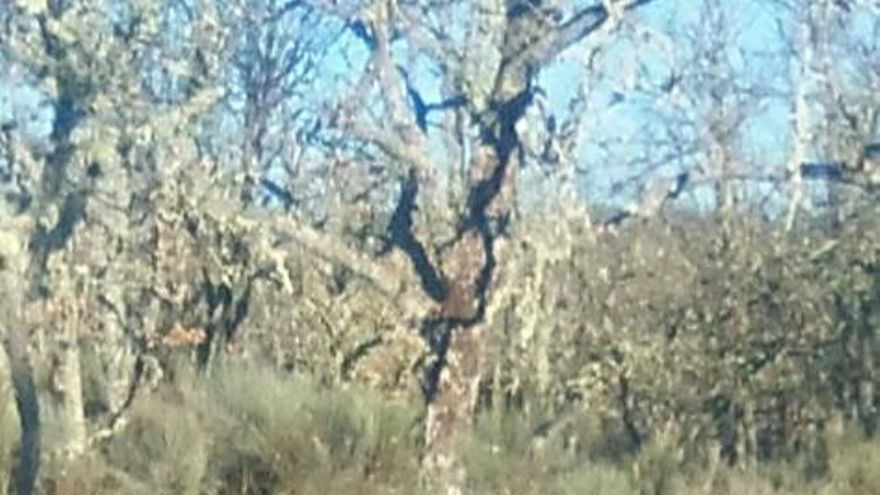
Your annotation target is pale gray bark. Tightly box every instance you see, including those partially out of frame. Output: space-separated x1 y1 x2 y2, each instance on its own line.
50 325 88 457
45 256 89 458
0 219 40 495
785 1 821 231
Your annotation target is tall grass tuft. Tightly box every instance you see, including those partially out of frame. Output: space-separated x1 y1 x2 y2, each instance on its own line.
199 361 423 494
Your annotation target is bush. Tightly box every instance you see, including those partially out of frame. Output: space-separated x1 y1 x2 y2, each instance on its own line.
460 405 637 495
103 392 208 495
201 362 424 494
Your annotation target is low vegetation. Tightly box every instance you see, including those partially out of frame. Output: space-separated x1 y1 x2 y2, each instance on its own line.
9 356 880 495
2 203 878 494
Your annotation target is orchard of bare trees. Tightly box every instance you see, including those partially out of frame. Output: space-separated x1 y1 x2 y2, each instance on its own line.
1 0 879 494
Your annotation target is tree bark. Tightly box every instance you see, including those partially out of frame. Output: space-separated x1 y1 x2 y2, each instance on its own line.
3 332 40 495
785 1 819 232
50 321 88 457
0 227 41 495
422 326 486 493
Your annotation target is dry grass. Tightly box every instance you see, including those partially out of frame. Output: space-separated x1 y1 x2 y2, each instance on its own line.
6 358 878 495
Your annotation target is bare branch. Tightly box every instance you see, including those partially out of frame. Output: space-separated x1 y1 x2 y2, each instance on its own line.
396 6 459 68
523 0 659 72
370 6 417 133
203 197 435 318
348 118 434 171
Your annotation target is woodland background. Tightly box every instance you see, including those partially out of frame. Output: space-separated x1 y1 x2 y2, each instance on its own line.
1 0 880 494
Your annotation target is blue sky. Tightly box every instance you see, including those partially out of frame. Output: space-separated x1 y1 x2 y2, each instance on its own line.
530 0 795 206
2 0 877 214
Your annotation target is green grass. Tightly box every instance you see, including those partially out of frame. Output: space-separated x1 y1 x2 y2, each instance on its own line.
18 360 880 495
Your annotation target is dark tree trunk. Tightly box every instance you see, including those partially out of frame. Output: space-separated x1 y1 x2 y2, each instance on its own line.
2 253 40 495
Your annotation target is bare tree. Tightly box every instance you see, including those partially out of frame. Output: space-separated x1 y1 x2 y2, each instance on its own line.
304 0 661 486
0 0 234 476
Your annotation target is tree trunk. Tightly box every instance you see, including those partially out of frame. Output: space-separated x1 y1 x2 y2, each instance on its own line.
858 300 877 436
49 306 88 458
3 332 40 495
785 1 819 232
420 94 521 488
422 325 486 491
0 227 41 495
100 300 138 421
45 253 89 458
